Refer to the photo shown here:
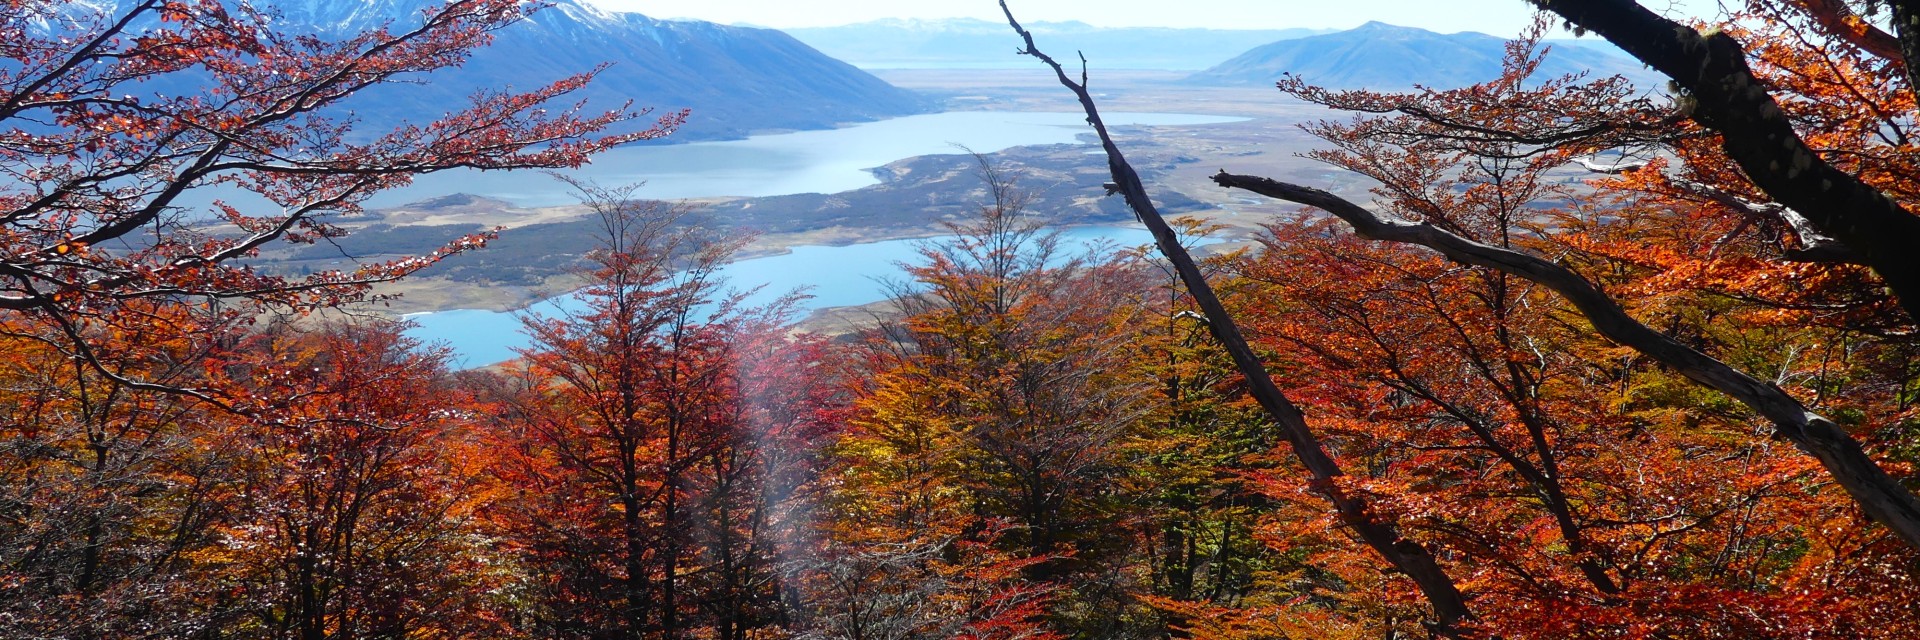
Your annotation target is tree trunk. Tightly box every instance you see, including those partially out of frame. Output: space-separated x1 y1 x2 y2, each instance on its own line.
999 4 1479 634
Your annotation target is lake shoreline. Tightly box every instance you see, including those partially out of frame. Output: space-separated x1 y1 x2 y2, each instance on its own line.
396 218 1157 320
403 223 1208 369
329 109 1250 317
380 223 959 318
367 110 1247 208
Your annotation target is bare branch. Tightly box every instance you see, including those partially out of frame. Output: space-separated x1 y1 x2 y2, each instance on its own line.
999 1 1477 633
1665 177 1865 264
1574 156 1649 174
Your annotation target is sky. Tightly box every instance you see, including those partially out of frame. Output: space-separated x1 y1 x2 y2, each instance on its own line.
584 0 1714 35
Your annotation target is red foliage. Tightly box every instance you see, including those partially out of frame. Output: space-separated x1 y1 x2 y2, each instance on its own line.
0 0 679 340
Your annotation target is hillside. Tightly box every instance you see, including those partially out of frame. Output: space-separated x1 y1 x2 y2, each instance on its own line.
1189 21 1659 89
251 1 932 139
786 18 1328 70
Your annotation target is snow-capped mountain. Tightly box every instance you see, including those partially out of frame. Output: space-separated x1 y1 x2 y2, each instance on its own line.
256 0 429 28
1190 22 1660 89
477 2 928 138
784 18 1330 70
81 0 931 140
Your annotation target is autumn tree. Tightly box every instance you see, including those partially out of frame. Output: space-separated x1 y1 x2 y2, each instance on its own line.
689 319 850 639
1000 4 1480 633
1120 226 1279 626
1195 34 1920 632
823 159 1159 637
201 321 504 640
0 303 231 638
486 188 729 637
0 314 513 640
1525 0 1920 319
481 182 839 639
1205 4 1920 550
0 1 673 635
796 522 1066 640
0 0 677 383
1006 0 1920 634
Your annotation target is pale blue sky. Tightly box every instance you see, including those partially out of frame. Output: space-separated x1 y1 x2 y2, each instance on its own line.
586 0 1713 35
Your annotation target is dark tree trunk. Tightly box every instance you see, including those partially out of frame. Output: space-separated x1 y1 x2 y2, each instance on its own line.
1530 0 1920 322
998 4 1479 634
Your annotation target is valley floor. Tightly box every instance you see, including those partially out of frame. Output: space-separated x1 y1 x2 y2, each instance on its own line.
340 70 1380 316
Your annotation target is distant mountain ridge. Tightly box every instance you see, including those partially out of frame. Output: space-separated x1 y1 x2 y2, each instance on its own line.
1190 21 1660 89
785 18 1331 70
119 0 932 140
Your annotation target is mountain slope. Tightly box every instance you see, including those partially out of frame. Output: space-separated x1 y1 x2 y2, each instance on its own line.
786 18 1329 70
1189 22 1658 89
272 1 931 140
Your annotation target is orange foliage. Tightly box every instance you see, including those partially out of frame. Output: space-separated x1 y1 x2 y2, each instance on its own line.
1168 13 1920 639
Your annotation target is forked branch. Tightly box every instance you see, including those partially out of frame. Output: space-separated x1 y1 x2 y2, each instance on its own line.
1212 169 1920 551
999 1 1476 634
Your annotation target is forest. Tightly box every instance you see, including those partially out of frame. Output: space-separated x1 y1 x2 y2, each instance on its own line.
5 0 1920 638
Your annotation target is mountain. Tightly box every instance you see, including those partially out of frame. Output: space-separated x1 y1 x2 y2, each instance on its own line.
1189 22 1660 89
233 1 932 140
785 18 1330 70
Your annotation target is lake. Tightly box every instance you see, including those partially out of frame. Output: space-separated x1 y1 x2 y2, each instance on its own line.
398 109 1245 367
371 111 1244 206
407 225 1209 368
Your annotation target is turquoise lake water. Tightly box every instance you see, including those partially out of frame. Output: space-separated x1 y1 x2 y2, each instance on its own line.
370 111 1244 206
407 225 1204 368
397 110 1246 367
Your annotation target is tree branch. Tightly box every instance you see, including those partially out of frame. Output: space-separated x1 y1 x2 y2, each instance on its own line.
999 2 1477 634
1664 177 1865 265
1213 169 1920 551
1530 0 1920 321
